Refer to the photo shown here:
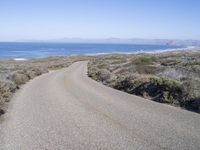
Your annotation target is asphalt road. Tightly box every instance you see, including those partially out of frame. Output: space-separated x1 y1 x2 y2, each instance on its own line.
0 61 200 150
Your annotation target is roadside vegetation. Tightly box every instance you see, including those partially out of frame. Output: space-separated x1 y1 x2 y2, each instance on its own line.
0 56 89 115
1 51 200 116
88 50 200 113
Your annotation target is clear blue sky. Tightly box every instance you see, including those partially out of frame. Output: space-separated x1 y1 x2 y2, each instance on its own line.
0 0 199 41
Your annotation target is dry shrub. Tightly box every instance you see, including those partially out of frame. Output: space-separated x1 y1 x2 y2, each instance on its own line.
25 67 48 79
0 80 17 104
8 72 29 85
113 75 183 104
7 67 48 86
130 56 157 65
88 53 200 112
88 67 115 83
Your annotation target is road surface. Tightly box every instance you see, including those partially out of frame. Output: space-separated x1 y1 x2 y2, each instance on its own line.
0 61 200 150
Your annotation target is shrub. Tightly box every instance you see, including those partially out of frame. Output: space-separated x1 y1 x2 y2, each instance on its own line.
135 65 164 75
160 59 181 66
111 59 127 64
159 68 185 80
0 80 17 104
130 56 157 65
183 61 200 67
0 67 8 73
7 67 48 86
88 53 200 112
88 67 112 82
8 72 29 85
25 67 48 79
114 76 183 104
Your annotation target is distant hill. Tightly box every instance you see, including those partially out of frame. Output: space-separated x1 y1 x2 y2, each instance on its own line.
15 38 200 46
49 38 200 46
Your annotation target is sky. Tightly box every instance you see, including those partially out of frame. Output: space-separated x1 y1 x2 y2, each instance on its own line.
0 0 200 41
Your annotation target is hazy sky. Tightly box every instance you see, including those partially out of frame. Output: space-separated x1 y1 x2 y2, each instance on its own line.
0 0 199 41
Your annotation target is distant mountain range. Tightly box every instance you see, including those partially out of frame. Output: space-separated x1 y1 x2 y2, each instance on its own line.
18 38 200 46
50 38 200 46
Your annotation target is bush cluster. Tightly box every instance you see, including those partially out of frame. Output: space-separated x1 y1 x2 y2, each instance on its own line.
7 67 48 86
0 67 48 115
88 52 200 113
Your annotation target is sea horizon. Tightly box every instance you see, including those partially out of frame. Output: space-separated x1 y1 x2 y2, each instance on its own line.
0 42 188 60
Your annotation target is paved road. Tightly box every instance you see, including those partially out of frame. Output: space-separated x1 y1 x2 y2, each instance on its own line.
0 61 200 150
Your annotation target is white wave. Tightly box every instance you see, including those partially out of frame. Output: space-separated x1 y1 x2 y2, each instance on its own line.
84 52 112 56
83 46 197 56
13 58 27 61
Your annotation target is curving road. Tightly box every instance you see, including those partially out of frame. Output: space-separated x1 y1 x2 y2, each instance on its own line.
0 61 200 150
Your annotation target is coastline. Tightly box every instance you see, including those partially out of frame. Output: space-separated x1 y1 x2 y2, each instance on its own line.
84 46 197 56
0 42 186 60
5 46 198 61
0 47 200 116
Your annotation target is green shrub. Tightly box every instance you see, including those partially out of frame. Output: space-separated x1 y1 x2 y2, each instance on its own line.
8 72 29 85
0 80 17 104
88 66 112 82
130 56 157 65
7 67 48 86
114 76 183 104
160 59 181 66
88 53 200 112
149 77 181 91
135 65 164 75
111 59 127 64
183 61 200 67
0 67 8 73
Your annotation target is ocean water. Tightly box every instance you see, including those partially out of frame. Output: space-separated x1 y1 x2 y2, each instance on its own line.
0 42 185 59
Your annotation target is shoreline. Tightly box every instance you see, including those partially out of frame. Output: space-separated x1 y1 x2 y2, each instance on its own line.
1 47 200 116
84 46 197 56
0 45 194 61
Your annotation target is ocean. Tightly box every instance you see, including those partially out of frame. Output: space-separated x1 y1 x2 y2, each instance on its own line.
0 42 186 60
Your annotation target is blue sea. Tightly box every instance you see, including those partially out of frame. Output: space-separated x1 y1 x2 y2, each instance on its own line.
0 42 186 60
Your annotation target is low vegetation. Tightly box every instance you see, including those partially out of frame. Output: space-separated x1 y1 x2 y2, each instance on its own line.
1 51 200 115
88 50 200 113
0 56 89 115
130 56 157 65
